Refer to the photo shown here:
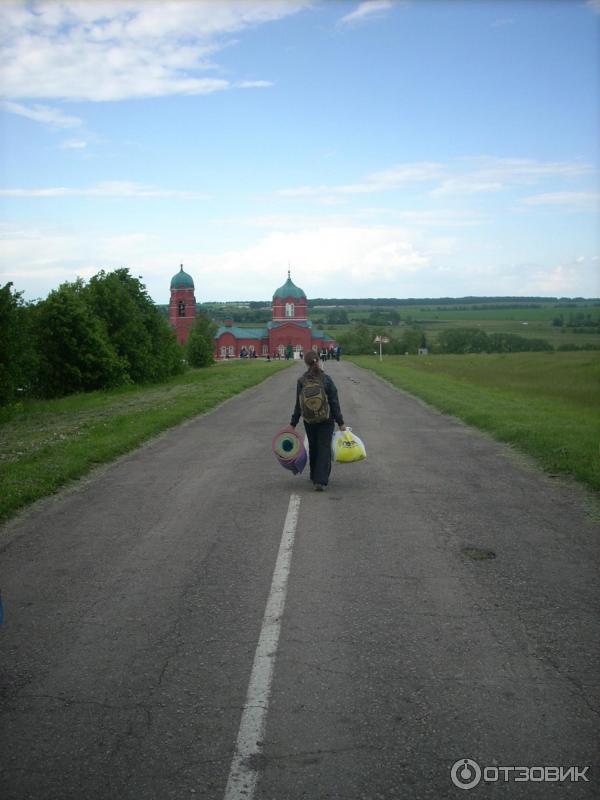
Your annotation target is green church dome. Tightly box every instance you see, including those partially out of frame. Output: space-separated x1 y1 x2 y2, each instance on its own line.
170 265 194 290
273 272 306 300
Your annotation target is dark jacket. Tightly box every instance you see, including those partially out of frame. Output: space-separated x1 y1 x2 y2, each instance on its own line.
291 370 344 427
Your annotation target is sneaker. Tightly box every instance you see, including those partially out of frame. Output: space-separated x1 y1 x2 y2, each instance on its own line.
314 483 325 492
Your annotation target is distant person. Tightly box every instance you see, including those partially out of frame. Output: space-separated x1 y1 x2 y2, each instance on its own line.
335 344 341 361
290 350 346 491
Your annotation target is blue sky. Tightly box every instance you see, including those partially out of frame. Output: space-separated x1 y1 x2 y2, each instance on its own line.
1 0 598 303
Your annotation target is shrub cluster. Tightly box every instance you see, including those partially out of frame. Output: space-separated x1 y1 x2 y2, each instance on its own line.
0 269 190 404
336 324 426 355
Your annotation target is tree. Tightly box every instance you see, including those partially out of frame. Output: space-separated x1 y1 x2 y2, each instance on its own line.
33 281 126 397
0 283 35 405
336 323 376 355
325 309 349 325
397 328 423 354
86 268 182 383
186 313 217 367
437 328 490 354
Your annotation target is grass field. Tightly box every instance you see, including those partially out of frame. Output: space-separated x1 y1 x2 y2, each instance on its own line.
349 352 600 492
0 360 291 523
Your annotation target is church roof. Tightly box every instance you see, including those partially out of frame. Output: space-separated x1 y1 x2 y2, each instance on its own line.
273 273 306 300
214 325 268 340
170 265 194 290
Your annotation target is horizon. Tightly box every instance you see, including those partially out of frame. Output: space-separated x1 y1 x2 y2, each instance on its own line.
1 0 599 305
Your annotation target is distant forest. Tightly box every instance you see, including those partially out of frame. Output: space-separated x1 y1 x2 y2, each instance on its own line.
157 296 600 324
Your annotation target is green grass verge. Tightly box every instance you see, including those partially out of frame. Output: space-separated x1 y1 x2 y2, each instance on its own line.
348 352 600 492
0 360 292 522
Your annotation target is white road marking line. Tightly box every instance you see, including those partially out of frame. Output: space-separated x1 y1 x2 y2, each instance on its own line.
223 492 301 800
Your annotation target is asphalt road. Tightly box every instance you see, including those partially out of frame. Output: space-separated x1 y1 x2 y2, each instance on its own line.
1 359 598 800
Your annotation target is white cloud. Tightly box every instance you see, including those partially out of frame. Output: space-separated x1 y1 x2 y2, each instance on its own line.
279 156 593 201
0 221 431 301
60 139 88 150
586 0 600 14
430 178 503 196
0 1 309 102
206 226 429 289
279 161 445 198
0 181 208 199
3 220 598 303
213 208 487 230
235 80 273 89
431 157 592 196
528 260 599 296
1 100 82 128
520 191 600 211
339 1 396 26
395 209 488 227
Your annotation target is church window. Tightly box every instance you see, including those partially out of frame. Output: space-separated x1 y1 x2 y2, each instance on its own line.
285 302 294 317
178 300 186 317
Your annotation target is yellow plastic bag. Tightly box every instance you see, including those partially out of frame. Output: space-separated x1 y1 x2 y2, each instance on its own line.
332 428 367 463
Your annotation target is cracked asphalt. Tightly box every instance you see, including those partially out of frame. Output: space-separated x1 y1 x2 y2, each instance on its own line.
1 359 598 799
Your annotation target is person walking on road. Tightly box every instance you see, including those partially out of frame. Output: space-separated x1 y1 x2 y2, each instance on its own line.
290 350 346 491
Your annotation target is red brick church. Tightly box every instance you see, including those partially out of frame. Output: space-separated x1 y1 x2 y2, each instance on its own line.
168 266 335 358
214 272 336 359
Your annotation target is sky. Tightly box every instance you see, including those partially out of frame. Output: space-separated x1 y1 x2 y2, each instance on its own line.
0 0 599 304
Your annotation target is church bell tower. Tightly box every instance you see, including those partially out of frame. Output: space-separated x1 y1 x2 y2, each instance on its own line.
169 264 196 345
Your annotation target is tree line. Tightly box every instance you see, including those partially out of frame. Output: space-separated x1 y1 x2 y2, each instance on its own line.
335 324 569 355
0 269 216 406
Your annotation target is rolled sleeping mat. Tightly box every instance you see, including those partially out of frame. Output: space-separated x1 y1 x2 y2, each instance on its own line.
272 428 307 475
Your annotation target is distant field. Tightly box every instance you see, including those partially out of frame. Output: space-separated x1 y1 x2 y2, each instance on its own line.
418 319 599 347
325 314 600 348
406 304 600 321
0 360 291 523
348 352 600 492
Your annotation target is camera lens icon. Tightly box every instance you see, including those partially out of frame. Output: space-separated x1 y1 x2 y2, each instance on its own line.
451 758 482 790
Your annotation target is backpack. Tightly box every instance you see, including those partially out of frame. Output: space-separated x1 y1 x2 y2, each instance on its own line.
299 374 330 424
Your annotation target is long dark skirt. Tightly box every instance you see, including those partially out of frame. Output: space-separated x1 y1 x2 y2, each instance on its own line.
304 420 335 486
